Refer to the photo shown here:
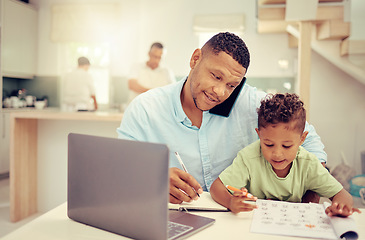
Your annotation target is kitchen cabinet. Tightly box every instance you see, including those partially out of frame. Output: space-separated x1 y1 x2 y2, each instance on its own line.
1 0 38 78
0 112 10 175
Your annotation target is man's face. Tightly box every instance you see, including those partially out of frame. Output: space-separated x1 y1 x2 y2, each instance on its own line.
148 47 163 70
188 50 246 111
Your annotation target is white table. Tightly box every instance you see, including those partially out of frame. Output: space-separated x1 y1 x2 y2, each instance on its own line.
2 202 365 240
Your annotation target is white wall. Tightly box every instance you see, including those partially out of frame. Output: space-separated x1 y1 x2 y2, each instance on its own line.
36 0 297 77
350 0 365 40
33 0 365 207
37 119 120 212
310 51 365 172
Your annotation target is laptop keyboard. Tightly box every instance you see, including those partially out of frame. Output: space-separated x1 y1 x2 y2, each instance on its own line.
168 221 193 239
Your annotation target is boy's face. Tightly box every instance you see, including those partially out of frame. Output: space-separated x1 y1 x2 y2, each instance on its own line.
255 122 308 178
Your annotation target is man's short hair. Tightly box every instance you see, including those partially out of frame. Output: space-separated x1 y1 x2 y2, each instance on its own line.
78 57 90 66
202 32 250 70
257 93 306 133
150 42 163 50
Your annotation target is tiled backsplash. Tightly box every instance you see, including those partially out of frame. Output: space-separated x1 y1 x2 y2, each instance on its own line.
3 76 130 108
3 75 295 109
3 76 60 107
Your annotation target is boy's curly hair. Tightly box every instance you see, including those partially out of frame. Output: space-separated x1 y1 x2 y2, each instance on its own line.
257 93 306 133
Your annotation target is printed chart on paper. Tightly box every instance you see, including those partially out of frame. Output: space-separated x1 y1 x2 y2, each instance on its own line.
251 199 337 239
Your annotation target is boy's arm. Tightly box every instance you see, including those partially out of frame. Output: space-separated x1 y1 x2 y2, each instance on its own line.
210 178 232 209
325 189 361 217
210 178 257 214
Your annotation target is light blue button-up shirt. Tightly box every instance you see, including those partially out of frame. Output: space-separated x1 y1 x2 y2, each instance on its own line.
117 78 326 191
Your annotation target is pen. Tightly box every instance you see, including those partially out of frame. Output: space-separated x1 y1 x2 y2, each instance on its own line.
226 185 253 198
174 152 200 197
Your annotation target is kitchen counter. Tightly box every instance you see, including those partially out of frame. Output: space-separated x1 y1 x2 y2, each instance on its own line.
2 107 61 112
8 108 123 121
9 109 123 222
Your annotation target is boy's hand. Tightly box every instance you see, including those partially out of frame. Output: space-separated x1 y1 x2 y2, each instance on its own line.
229 188 257 214
325 202 361 217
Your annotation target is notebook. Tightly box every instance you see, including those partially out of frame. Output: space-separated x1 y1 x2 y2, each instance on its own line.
168 191 229 212
67 133 215 240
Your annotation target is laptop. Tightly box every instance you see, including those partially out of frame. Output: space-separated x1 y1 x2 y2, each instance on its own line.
67 133 215 240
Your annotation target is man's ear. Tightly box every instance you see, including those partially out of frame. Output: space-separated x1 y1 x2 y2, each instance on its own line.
190 49 201 68
300 131 309 145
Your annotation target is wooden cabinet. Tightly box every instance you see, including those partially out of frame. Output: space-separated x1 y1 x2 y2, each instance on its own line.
1 0 38 78
0 112 10 175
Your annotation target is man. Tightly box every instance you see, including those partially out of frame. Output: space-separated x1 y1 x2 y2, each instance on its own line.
62 57 98 111
127 42 175 102
117 32 326 204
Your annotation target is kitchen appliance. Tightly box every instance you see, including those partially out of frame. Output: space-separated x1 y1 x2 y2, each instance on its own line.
34 100 46 109
26 95 36 107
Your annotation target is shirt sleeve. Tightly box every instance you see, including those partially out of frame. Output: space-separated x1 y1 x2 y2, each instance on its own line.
117 96 148 141
306 159 343 198
302 123 327 163
218 149 250 191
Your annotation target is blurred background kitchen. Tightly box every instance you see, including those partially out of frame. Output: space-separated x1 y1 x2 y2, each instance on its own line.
0 0 365 235
2 0 364 174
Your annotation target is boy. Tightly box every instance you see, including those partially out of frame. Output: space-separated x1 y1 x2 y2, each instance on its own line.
210 93 360 217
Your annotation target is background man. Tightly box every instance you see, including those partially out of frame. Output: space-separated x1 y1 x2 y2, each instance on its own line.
62 56 98 111
127 42 175 102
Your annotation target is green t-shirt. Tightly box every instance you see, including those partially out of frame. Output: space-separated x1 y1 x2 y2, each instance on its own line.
219 140 342 202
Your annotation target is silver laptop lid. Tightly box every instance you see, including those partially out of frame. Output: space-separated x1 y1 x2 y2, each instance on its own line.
67 133 170 240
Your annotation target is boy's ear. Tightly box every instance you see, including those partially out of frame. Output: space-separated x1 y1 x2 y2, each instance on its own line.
255 128 260 138
300 131 309 144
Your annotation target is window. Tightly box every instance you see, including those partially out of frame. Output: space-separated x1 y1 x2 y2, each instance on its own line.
52 3 119 109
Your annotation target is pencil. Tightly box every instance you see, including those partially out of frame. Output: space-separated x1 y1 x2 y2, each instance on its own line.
226 185 253 198
174 152 200 197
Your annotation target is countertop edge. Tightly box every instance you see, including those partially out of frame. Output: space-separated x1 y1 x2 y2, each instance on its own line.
9 110 123 122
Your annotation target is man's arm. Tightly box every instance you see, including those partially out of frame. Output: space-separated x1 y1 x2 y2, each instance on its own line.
301 123 327 163
300 124 327 203
169 168 202 204
91 95 97 110
302 190 320 203
117 97 203 204
128 78 149 94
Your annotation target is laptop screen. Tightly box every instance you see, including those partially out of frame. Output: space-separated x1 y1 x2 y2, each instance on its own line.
67 133 170 239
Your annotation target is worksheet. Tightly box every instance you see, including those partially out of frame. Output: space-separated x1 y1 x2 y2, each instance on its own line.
250 200 358 239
